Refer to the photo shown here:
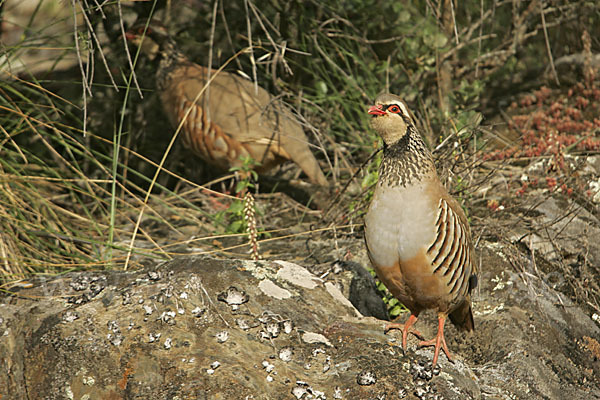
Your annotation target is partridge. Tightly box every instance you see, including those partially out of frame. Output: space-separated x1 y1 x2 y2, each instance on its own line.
364 93 477 366
125 21 328 186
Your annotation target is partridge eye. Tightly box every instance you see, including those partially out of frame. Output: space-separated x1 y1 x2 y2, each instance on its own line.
388 105 401 113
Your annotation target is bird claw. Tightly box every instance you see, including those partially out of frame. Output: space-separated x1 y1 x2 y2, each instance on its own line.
418 338 453 360
384 323 424 340
384 314 424 352
418 332 454 365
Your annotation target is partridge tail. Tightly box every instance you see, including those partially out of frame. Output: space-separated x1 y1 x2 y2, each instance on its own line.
449 299 474 332
290 148 328 186
267 105 328 186
278 124 328 186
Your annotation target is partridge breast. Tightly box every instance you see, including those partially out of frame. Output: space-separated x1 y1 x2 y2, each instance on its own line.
366 182 436 266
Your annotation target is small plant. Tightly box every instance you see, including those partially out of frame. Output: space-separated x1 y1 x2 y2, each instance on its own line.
243 191 261 261
483 71 600 199
230 156 260 196
215 156 263 260
368 268 408 319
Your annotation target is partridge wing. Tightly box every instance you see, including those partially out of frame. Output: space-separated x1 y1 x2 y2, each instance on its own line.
426 196 475 302
165 65 251 167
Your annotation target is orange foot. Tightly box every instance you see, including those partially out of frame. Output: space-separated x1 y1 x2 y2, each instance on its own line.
385 313 424 350
200 188 230 211
418 315 453 366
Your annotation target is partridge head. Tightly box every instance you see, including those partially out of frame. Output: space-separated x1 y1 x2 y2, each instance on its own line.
125 20 328 186
367 95 417 145
365 93 477 366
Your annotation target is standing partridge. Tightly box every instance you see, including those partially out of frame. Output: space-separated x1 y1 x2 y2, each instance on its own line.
364 93 477 366
125 21 328 186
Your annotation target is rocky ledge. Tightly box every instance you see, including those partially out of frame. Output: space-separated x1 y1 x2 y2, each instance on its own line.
1 238 599 399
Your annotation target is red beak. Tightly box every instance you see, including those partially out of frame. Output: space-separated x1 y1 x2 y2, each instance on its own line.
368 104 386 116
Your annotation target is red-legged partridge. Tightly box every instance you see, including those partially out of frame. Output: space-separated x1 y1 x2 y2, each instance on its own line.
364 93 477 366
125 21 328 186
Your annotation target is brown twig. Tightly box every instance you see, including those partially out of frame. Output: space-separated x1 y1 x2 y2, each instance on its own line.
539 1 560 85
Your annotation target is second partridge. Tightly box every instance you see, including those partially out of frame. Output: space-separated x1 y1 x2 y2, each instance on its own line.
364 93 477 366
126 21 328 186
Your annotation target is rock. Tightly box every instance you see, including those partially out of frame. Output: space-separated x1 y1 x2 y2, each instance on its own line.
1 251 599 399
330 260 390 321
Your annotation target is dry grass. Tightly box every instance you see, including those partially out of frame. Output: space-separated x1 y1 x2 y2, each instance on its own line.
2 0 600 317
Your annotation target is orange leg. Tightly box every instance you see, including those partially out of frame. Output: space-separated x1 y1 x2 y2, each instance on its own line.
384 313 423 350
200 187 232 211
418 314 453 366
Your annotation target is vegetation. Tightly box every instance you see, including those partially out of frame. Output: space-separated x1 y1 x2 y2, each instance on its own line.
1 1 600 318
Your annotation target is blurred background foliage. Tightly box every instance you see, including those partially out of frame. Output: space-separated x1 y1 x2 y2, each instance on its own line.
1 0 599 283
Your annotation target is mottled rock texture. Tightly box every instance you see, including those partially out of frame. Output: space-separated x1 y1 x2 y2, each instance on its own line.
1 247 599 399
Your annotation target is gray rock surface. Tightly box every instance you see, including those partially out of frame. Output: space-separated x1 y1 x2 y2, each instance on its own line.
1 243 599 399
